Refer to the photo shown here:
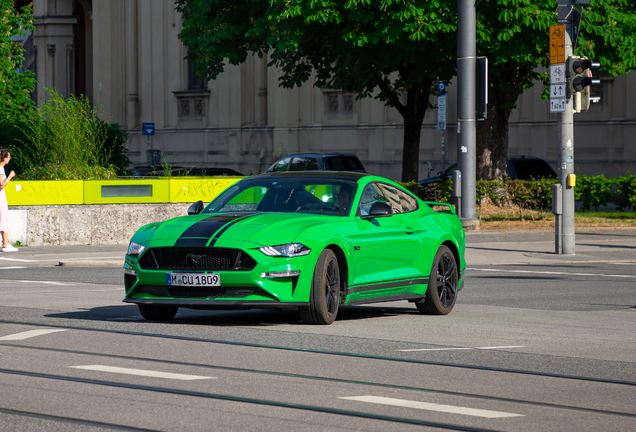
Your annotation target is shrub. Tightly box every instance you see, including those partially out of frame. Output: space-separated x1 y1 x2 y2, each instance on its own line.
617 174 636 217
575 175 618 211
13 89 122 180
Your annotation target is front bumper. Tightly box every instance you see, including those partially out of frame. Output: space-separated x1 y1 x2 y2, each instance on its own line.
123 246 316 307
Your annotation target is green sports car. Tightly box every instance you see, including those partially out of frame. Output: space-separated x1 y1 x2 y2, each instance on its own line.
123 171 466 324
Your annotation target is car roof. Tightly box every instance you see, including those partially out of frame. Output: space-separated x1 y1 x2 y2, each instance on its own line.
278 152 359 158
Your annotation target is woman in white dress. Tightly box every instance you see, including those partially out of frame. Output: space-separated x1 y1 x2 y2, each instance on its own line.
0 149 17 252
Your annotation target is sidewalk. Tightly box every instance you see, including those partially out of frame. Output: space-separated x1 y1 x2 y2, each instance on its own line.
465 226 636 265
0 227 634 267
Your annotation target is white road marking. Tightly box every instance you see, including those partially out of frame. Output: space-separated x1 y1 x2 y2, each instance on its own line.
340 396 524 418
70 365 215 381
0 329 67 341
0 257 39 262
12 280 77 286
467 268 636 279
0 266 28 270
398 345 525 352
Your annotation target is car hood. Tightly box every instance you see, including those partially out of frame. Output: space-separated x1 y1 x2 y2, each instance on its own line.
133 212 337 247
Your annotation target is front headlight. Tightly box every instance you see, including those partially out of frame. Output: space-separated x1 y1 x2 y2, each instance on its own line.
127 241 146 256
259 243 311 257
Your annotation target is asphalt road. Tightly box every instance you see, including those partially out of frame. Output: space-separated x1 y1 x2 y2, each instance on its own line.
0 228 635 431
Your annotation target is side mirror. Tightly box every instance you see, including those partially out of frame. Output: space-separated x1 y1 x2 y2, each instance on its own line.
187 200 204 215
362 202 393 219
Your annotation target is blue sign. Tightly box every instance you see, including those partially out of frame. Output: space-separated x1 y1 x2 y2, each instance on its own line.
142 122 155 136
437 81 446 95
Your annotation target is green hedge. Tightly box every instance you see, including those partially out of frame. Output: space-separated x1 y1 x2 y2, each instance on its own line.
420 174 636 219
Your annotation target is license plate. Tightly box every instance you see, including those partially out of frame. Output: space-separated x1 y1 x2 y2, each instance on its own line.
166 273 221 287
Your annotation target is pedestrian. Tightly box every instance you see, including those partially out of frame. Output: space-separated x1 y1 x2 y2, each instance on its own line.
0 149 18 252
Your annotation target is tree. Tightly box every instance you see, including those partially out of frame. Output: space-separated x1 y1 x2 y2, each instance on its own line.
176 0 458 186
475 0 636 180
0 0 35 122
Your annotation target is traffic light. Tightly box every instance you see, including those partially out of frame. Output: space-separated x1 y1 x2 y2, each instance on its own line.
567 56 601 113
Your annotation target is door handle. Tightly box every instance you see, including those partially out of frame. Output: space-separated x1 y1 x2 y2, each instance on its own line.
405 227 415 235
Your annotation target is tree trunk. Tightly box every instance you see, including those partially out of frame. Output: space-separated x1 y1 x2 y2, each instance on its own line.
401 85 432 188
476 62 534 180
377 79 433 191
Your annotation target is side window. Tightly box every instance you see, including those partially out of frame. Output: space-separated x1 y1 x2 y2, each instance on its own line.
271 157 291 172
397 189 418 213
376 184 403 214
305 157 319 170
358 183 385 216
289 157 306 171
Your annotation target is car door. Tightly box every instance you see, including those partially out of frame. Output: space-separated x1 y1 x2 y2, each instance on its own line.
344 182 423 292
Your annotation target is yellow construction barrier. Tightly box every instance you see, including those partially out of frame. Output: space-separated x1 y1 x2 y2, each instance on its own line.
169 177 242 203
7 180 84 205
6 177 245 206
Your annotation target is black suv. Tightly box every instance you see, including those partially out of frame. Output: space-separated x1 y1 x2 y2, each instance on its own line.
266 152 366 173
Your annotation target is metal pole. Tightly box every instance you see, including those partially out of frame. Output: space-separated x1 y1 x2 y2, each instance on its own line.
558 1 575 254
457 0 478 225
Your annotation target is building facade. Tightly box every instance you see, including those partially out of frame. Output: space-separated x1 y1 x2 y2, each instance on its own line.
23 0 636 181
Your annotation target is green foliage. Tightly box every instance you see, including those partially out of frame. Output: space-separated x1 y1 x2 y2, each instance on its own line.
0 1 36 122
101 122 131 175
617 174 636 216
176 0 458 183
574 175 618 211
15 89 118 180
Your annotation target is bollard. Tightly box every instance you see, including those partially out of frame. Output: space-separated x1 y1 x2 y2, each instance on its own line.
452 170 462 217
553 183 562 254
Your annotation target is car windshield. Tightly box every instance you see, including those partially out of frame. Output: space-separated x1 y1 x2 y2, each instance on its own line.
202 177 359 216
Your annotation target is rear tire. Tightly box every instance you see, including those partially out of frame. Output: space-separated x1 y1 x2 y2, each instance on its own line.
138 304 178 321
300 249 340 325
417 245 458 315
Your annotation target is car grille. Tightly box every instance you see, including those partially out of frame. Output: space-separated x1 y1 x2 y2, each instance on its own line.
168 286 226 298
139 247 257 271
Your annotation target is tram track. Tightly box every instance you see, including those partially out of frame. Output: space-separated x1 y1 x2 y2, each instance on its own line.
3 343 636 420
0 368 502 432
1 319 635 388
0 407 159 431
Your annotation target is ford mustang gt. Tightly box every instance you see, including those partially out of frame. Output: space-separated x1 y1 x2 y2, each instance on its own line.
123 172 466 324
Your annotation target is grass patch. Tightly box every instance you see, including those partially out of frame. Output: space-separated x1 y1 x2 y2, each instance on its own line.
474 199 636 230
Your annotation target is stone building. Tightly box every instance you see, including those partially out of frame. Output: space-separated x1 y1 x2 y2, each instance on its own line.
19 0 636 181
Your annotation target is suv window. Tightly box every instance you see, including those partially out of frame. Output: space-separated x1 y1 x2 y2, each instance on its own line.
325 156 364 171
305 157 320 170
271 157 291 172
510 159 557 179
288 157 306 171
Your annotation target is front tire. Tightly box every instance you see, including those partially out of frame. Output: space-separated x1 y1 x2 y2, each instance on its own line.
417 245 458 315
300 249 340 325
138 304 178 321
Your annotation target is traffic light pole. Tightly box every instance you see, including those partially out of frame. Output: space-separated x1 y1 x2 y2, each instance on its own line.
558 1 575 255
457 0 478 227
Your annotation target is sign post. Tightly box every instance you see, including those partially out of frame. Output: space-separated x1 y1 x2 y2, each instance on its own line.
142 122 155 166
553 7 575 255
437 82 447 172
549 24 566 114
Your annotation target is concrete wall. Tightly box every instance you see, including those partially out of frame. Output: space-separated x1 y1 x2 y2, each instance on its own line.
8 203 191 246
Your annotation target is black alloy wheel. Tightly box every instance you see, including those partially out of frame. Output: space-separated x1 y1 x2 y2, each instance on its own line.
417 245 458 315
300 249 340 325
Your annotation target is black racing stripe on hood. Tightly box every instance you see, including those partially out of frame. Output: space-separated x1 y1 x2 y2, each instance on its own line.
173 215 246 247
207 213 259 247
